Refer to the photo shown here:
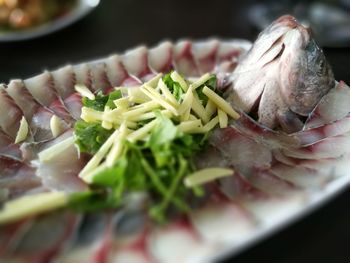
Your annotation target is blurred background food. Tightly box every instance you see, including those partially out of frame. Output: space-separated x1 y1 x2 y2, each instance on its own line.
0 0 76 30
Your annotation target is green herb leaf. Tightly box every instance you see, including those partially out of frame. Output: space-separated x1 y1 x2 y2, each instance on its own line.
93 157 128 187
82 90 122 111
82 92 108 111
149 112 178 146
74 121 113 154
106 90 122 109
163 72 185 101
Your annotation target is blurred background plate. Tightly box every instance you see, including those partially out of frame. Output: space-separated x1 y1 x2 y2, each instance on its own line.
0 0 100 42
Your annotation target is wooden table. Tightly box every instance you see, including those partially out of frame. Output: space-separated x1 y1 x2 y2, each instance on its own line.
0 1 349 262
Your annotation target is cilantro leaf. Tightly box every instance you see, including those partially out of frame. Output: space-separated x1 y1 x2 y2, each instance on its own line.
74 121 113 154
149 112 178 146
82 92 108 111
93 157 128 187
163 72 185 101
105 90 122 109
82 90 122 111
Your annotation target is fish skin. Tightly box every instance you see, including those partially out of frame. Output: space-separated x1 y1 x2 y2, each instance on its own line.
228 15 335 132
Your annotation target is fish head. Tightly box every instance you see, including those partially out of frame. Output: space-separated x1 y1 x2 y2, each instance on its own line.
230 15 335 131
278 16 334 116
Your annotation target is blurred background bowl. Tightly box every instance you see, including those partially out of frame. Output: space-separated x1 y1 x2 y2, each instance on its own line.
0 0 100 42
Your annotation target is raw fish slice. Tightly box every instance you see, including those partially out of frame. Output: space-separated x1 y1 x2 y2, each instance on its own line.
90 62 112 93
0 86 23 140
242 167 299 196
305 81 350 128
210 127 272 172
270 162 333 188
215 40 251 75
122 75 143 87
6 80 69 141
73 63 91 88
239 193 306 226
31 107 69 142
74 62 113 94
282 132 350 159
230 113 300 149
174 40 200 77
217 40 252 63
148 220 212 263
300 155 350 177
63 210 150 263
23 72 58 107
106 52 145 88
295 115 350 146
272 149 299 166
51 65 76 100
122 46 153 79
0 219 34 256
33 130 87 192
64 93 83 120
20 130 74 174
59 213 112 263
0 128 22 160
110 211 152 263
48 98 75 125
24 129 75 161
0 157 40 201
148 41 174 73
208 119 299 196
105 55 129 87
189 203 255 246
194 145 229 169
274 149 350 178
191 39 220 74
23 72 74 125
7 80 40 122
2 212 80 263
218 172 270 201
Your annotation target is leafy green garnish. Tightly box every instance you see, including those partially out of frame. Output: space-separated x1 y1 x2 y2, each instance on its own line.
81 113 207 222
163 72 185 101
74 121 113 154
106 90 122 109
68 190 116 213
71 72 222 223
76 89 123 154
82 90 122 111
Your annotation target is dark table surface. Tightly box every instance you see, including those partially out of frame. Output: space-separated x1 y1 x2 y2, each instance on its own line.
1 1 349 262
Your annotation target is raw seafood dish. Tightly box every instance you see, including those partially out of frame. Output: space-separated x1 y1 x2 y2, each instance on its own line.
0 15 350 263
